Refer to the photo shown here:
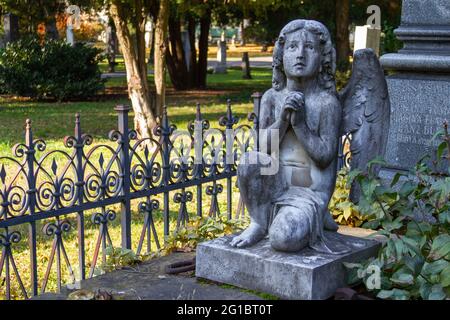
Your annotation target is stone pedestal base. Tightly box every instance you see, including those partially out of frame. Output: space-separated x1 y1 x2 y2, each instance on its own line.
196 231 380 300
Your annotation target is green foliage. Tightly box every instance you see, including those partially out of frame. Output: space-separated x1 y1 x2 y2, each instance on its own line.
335 69 351 92
0 37 105 101
101 216 249 272
381 21 403 55
102 246 142 273
161 216 249 255
330 168 367 227
345 124 450 300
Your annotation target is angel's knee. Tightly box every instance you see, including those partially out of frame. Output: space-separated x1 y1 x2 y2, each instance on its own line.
269 206 309 252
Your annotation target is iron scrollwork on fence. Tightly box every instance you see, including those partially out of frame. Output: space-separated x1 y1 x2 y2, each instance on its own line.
0 93 351 300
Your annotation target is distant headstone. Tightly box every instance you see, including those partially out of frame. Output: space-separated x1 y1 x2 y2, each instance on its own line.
241 52 251 79
66 25 75 46
3 13 19 44
181 31 192 72
380 0 450 176
214 40 227 74
230 35 237 49
106 24 118 73
353 25 381 56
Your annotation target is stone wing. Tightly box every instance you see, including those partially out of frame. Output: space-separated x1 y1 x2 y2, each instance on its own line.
338 48 391 202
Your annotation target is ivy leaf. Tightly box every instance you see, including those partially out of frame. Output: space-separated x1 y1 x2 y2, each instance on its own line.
429 234 450 261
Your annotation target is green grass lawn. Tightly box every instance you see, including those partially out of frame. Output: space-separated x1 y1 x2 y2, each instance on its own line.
0 67 271 299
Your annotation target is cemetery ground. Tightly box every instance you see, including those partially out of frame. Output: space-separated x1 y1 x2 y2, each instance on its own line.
0 66 272 299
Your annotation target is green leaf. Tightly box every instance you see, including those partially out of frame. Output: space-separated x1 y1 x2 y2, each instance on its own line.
401 236 422 256
346 169 363 186
419 281 432 300
431 128 445 141
429 234 450 261
404 255 425 276
399 182 416 197
428 284 446 300
440 265 450 288
390 172 405 187
377 289 410 300
390 271 414 286
422 260 449 276
437 141 448 160
438 211 450 224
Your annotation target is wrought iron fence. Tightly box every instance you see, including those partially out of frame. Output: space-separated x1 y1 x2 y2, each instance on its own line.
0 93 351 300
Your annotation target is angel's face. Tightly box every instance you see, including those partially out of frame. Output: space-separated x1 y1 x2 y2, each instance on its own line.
282 30 321 80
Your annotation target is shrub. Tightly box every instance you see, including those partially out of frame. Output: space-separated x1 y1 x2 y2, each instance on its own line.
345 123 450 300
330 168 367 227
0 37 105 100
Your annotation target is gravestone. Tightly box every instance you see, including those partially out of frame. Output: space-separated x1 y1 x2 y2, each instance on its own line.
3 13 19 44
181 31 192 72
106 24 118 73
214 40 227 74
353 25 381 56
380 0 450 177
197 19 388 300
66 25 75 46
241 52 252 79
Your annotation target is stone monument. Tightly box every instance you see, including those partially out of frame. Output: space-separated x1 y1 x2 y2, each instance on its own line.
214 40 227 74
196 19 390 299
3 13 19 44
380 0 450 177
354 25 381 56
241 52 252 79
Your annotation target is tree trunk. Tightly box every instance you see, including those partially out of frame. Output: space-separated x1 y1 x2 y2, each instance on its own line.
166 6 211 90
187 15 198 87
196 9 211 89
154 0 169 117
110 2 156 140
335 0 350 69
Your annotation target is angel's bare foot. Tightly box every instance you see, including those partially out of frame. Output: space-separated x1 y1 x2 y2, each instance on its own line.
230 223 266 248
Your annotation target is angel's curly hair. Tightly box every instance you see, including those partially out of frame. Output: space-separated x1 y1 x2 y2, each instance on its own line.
272 19 336 92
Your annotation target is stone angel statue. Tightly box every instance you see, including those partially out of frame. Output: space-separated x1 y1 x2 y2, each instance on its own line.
230 19 390 254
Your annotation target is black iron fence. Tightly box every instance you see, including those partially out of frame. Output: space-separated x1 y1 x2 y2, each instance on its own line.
0 93 351 300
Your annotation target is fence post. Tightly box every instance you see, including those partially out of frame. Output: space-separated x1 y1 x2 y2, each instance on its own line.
73 114 86 280
115 105 132 249
160 106 172 239
220 99 239 220
25 119 38 297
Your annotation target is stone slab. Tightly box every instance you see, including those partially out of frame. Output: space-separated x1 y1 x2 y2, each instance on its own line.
382 75 450 171
401 0 450 25
196 231 380 300
32 252 262 300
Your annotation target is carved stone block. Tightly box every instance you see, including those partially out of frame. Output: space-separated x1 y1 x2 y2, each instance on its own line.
196 231 380 300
